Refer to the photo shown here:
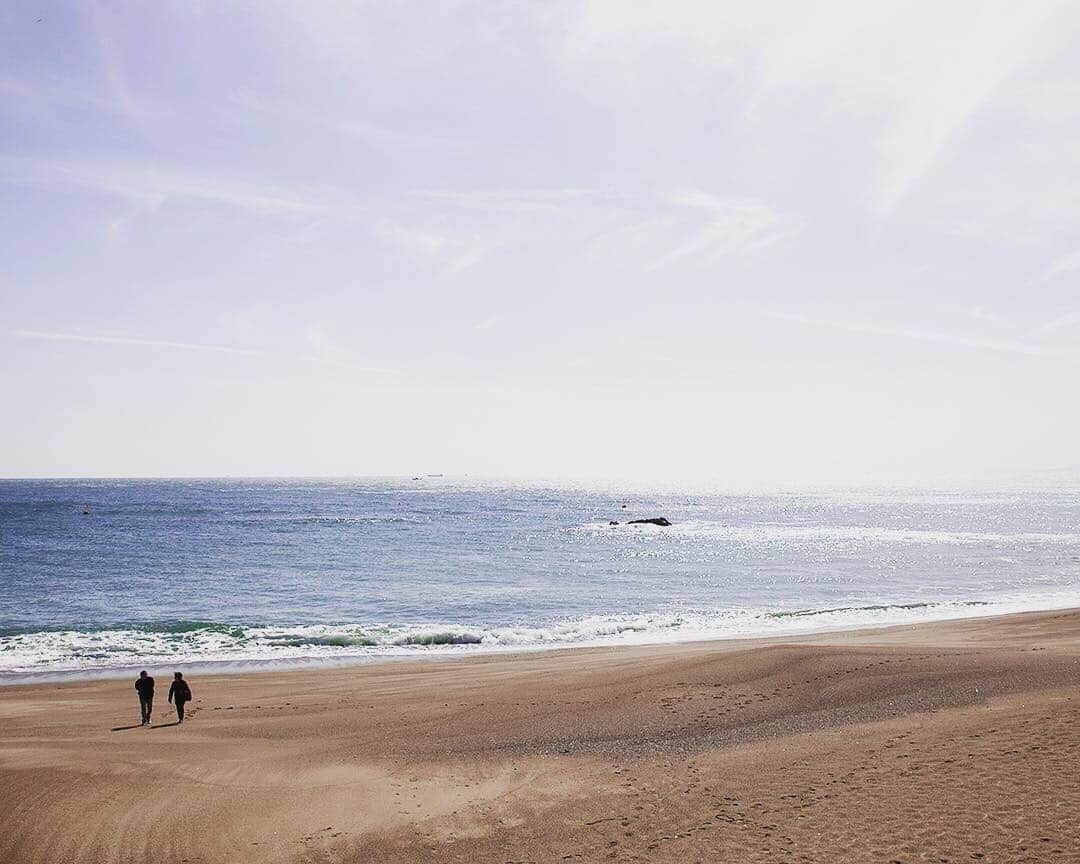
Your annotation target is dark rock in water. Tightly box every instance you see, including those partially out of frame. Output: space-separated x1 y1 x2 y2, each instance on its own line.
628 517 672 527
608 520 619 526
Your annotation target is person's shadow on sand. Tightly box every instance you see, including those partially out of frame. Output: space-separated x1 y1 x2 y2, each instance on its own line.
110 721 181 731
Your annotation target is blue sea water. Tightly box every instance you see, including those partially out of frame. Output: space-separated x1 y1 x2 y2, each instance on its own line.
1 477 1079 679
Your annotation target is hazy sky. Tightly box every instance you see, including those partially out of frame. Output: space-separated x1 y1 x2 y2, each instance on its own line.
3 1 1080 485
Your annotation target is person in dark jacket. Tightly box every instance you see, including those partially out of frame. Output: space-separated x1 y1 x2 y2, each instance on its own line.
167 671 192 723
134 670 155 725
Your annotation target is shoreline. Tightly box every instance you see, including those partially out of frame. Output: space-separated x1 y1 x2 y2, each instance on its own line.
4 597 1080 686
3 606 1079 862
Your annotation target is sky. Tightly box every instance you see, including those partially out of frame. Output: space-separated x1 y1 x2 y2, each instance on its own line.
2 0 1080 486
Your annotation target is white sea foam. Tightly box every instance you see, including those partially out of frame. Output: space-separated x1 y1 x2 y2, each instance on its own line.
4 590 1079 680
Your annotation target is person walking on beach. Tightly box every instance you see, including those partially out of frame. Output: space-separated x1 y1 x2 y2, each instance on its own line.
134 670 155 725
168 671 192 723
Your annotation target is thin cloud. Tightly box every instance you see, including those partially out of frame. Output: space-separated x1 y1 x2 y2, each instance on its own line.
0 155 340 216
1033 248 1080 286
374 219 487 275
761 309 1080 364
333 119 469 152
18 327 406 374
968 306 1002 323
402 187 795 269
14 330 267 357
303 324 406 375
414 188 601 214
0 74 172 125
1033 309 1080 336
652 191 796 267
227 89 470 154
564 0 1065 218
306 357 407 376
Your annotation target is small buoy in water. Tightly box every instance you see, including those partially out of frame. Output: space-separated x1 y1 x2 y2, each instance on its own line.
82 504 90 515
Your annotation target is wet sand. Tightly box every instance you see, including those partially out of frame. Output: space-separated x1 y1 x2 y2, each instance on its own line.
2 609 1079 863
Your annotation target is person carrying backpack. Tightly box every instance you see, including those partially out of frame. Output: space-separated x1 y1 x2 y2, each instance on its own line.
167 671 193 723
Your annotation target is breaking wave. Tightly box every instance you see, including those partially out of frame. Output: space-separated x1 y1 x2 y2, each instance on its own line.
4 592 1078 680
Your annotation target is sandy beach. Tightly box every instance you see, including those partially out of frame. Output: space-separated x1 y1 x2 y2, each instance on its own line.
2 609 1078 863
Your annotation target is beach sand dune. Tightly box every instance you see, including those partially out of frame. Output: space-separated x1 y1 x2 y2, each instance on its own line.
2 609 1079 863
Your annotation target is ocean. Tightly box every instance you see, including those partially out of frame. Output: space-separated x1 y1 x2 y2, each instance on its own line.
2 477 1079 680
